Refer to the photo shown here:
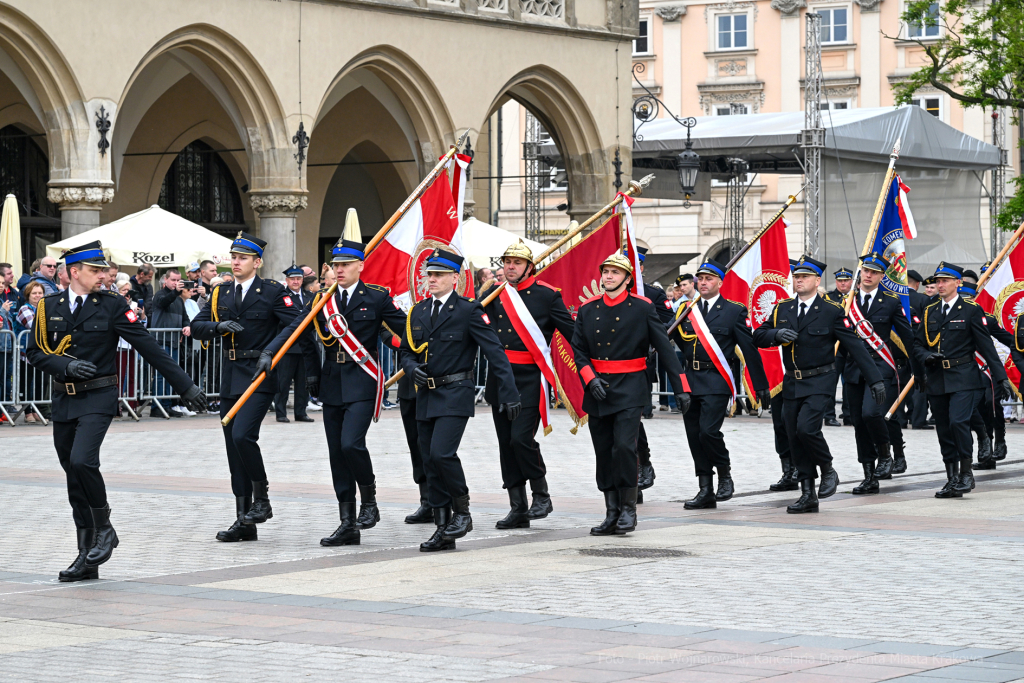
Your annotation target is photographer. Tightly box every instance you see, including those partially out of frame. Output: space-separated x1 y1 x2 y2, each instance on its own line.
148 269 190 417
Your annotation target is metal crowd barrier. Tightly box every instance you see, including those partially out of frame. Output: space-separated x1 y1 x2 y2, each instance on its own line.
1 329 16 424
138 328 222 418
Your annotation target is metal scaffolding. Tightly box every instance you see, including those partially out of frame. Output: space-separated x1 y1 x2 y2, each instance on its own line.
522 111 542 242
726 157 749 260
802 12 824 257
990 109 1008 258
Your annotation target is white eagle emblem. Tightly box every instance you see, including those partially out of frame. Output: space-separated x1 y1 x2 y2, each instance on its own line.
754 289 779 326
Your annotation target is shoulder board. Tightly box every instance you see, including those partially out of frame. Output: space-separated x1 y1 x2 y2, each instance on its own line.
263 279 281 288
824 299 844 309
534 279 560 292
104 289 119 296
883 290 900 299
963 299 978 306
778 297 793 304
924 299 940 309
580 293 602 306
461 295 475 302
44 289 63 299
631 294 652 303
365 283 388 292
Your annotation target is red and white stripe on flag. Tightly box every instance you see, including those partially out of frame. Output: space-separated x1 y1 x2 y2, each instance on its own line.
499 284 560 434
896 176 917 239
615 192 643 297
689 304 737 403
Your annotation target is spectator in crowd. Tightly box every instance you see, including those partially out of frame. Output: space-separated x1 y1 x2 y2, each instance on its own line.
474 267 494 298
494 267 505 283
56 263 70 291
115 274 144 414
26 255 59 298
0 284 14 415
300 264 314 278
676 273 696 302
321 263 336 289
149 268 189 417
186 262 201 283
0 262 17 307
199 259 217 289
302 275 319 295
108 262 120 284
16 258 40 292
14 280 49 422
220 271 234 285
130 263 155 306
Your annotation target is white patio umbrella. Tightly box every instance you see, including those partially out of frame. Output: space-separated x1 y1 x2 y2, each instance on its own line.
461 218 546 269
46 205 233 270
0 194 23 281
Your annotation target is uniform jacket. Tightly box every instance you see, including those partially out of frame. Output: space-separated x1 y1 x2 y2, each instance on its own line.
399 293 519 419
643 280 675 381
280 288 311 355
482 276 576 408
190 275 316 398
572 292 687 417
673 297 768 395
267 281 408 405
908 288 930 323
26 289 194 420
753 294 882 399
840 288 922 384
912 296 1006 395
824 288 849 306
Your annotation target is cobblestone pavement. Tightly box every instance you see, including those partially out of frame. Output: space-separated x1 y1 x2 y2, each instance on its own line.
2 408 1023 682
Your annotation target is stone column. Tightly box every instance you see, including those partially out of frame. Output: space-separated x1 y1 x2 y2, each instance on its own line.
249 193 308 279
656 6 686 115
772 0 806 112
856 0 883 107
47 184 115 239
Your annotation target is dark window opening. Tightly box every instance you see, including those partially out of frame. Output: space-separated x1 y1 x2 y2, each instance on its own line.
0 125 60 272
158 140 245 235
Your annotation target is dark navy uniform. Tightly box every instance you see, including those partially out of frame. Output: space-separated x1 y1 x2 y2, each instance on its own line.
754 256 882 512
267 252 409 545
190 232 316 538
673 258 768 507
635 274 674 492
823 266 853 426
393 345 430 523
906 278 933 429
27 241 204 581
399 249 520 551
572 253 687 536
482 271 576 524
912 263 1009 498
274 265 312 422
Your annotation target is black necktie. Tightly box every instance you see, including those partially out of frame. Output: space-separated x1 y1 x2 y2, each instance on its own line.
236 284 243 305
431 299 441 326
861 294 869 313
942 303 950 320
701 300 709 317
72 296 83 321
341 290 349 311
798 302 807 324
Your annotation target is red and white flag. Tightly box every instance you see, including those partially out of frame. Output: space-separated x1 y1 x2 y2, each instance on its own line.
362 153 474 309
974 235 1024 390
616 193 643 297
688 304 737 405
498 284 560 436
718 215 791 401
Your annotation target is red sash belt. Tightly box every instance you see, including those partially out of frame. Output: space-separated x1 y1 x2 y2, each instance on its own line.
591 357 647 373
505 349 535 364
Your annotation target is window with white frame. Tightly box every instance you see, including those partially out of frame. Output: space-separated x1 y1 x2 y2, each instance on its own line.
818 7 848 43
911 96 941 118
717 14 748 50
634 17 651 55
819 100 850 110
715 103 750 116
907 2 940 38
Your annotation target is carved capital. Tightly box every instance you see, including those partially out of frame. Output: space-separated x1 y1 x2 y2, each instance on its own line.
249 193 308 215
46 185 114 208
655 5 686 21
770 0 806 16
853 0 883 12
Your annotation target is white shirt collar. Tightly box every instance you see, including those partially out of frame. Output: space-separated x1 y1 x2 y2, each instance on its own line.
339 281 359 300
797 292 818 307
700 293 720 308
859 287 878 303
234 275 257 298
67 285 90 311
431 289 455 306
941 294 959 310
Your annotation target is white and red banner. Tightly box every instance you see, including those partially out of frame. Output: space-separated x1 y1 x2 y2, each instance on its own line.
498 284 560 436
849 296 900 388
322 292 385 421
719 215 791 401
974 235 1024 391
362 153 475 310
615 193 643 297
689 303 737 405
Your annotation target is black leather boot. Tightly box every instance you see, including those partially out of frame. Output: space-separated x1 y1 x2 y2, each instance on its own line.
495 485 531 529
993 432 1008 460
638 462 656 490
957 458 975 493
615 487 638 534
590 490 620 536
405 483 433 524
85 505 119 566
217 496 258 542
442 494 472 541
355 482 380 529
892 438 908 474
420 506 455 552
527 477 553 519
243 480 273 524
684 475 717 509
935 461 963 498
851 461 879 495
321 502 360 546
715 471 734 501
818 467 840 499
636 488 643 504
787 478 819 513
976 432 993 463
874 443 894 480
770 458 799 491
59 528 98 582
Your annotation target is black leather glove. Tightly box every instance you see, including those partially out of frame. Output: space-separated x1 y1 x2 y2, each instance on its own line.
588 377 609 401
65 360 97 380
179 384 208 413
870 381 887 406
756 389 771 407
500 401 522 421
675 392 691 415
252 351 274 381
305 376 320 399
216 321 244 335
775 328 799 344
924 352 946 368
413 364 429 387
997 378 1014 402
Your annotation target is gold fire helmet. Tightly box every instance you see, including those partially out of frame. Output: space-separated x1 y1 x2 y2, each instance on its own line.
502 238 534 262
600 252 634 275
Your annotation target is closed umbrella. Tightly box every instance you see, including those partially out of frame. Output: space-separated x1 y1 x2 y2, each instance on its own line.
0 194 22 281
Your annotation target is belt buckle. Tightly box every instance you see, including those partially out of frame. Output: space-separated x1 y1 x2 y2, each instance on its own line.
426 377 436 390
793 369 803 380
337 350 346 363
65 382 76 395
228 349 236 361
942 359 951 369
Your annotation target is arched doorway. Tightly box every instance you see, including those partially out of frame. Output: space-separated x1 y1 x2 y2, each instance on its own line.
0 124 59 271
157 140 246 237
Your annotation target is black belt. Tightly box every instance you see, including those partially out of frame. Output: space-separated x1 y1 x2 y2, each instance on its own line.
334 349 375 364
225 349 262 360
425 371 474 390
691 360 719 372
941 355 974 369
53 374 117 396
787 362 835 380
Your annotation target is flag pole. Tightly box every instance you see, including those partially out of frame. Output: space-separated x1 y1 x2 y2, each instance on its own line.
381 175 654 390
666 189 804 338
884 218 1024 420
222 133 470 426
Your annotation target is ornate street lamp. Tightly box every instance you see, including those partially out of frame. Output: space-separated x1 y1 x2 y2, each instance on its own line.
675 118 699 208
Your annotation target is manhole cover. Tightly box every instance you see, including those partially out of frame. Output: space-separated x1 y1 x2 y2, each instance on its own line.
578 547 692 559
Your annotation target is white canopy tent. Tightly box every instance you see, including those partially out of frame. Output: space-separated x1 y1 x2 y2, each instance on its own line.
460 218 546 269
47 205 233 270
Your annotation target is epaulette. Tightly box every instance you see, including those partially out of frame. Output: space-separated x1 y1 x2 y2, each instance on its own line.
104 289 119 296
365 283 388 292
534 279 560 292
963 298 979 306
263 279 280 287
44 290 63 299
631 293 652 303
778 297 793 304
883 290 900 299
824 299 844 309
924 300 940 310
461 295 474 302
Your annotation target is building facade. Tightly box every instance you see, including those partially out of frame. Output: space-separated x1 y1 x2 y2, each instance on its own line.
0 0 636 278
